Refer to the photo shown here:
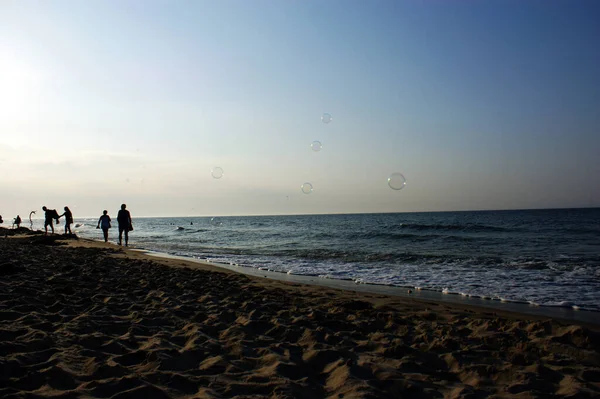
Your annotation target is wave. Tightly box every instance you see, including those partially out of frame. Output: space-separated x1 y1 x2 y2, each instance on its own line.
563 227 600 234
351 231 479 242
168 228 210 234
265 248 506 265
398 223 510 233
140 241 598 271
308 230 483 242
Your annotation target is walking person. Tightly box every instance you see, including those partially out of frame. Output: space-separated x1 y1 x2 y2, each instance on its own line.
117 204 132 246
13 215 22 228
59 206 74 234
96 210 111 242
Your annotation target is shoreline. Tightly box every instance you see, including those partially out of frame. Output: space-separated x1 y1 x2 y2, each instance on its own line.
8 228 600 327
71 236 600 329
135 247 600 329
21 211 600 315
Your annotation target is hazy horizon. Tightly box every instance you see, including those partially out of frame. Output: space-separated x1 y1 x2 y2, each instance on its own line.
14 205 599 221
2 0 599 219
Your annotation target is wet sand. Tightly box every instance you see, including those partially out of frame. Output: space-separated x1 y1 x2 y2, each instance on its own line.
1 230 599 398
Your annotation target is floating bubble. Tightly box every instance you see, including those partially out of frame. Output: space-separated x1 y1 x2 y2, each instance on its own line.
321 113 332 124
387 173 407 190
301 182 313 194
210 217 222 226
311 141 322 152
211 167 224 179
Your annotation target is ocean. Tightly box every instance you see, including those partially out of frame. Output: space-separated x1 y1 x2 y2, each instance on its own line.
70 208 600 312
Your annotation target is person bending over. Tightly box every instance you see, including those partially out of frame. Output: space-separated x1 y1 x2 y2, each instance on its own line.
42 206 59 235
117 203 132 246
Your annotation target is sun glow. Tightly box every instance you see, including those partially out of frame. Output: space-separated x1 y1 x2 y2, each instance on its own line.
0 55 42 111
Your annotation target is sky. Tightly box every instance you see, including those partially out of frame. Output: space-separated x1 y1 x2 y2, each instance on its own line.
1 0 599 218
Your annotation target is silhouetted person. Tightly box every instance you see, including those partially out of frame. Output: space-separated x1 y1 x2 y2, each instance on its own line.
0 215 3 224
14 215 21 228
59 206 74 234
97 210 111 242
117 204 132 246
42 206 59 235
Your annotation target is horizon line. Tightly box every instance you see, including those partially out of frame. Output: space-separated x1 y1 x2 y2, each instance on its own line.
19 205 598 220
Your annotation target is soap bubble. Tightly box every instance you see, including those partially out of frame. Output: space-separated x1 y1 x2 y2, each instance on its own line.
301 183 313 194
388 173 407 190
311 141 322 152
211 167 224 179
321 113 332 124
210 217 222 226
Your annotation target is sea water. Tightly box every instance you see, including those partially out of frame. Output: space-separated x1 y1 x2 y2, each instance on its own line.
72 208 600 311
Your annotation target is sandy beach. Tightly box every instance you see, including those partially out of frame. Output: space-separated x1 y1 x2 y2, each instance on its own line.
1 229 599 398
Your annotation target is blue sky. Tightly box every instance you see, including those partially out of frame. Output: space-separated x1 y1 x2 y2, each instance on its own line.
1 0 599 217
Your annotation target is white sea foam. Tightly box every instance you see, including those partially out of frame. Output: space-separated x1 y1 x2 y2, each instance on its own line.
557 301 575 307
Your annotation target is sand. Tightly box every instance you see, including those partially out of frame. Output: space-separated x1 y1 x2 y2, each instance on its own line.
1 229 599 398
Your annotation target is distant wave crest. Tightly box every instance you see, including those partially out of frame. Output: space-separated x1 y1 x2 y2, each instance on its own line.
399 223 509 233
